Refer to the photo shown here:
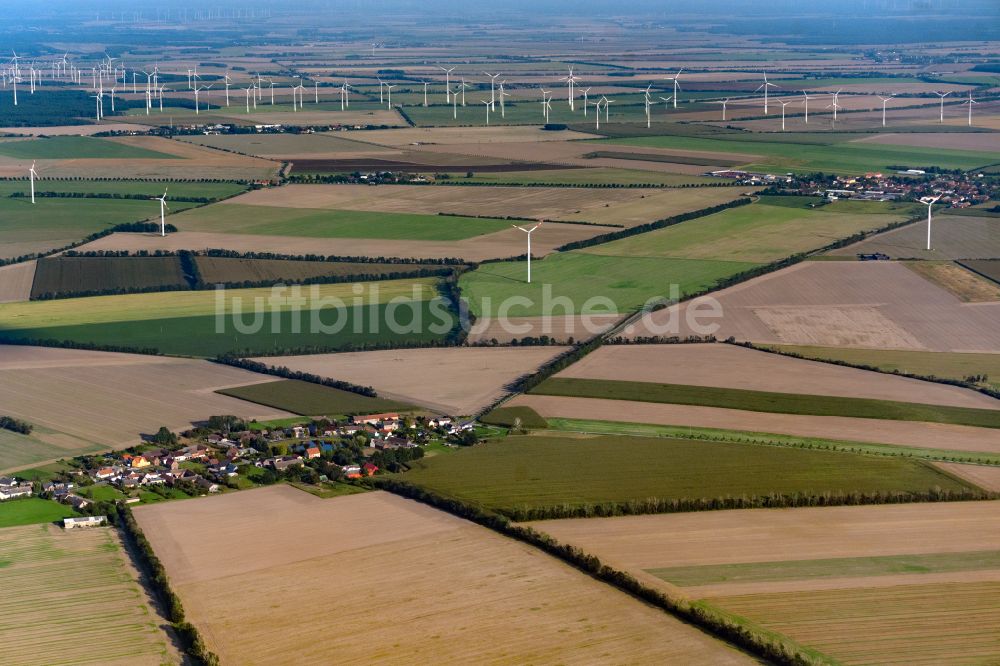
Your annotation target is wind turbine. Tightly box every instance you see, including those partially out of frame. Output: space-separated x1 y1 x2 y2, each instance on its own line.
801 91 812 123
756 72 778 114
422 80 429 107
460 78 470 106
920 195 941 251
643 84 653 128
498 82 511 118
778 100 791 131
604 97 614 122
962 91 977 126
451 85 458 119
481 99 491 125
484 71 500 110
245 86 253 113
559 66 579 110
934 91 950 123
592 98 603 130
540 89 552 123
580 87 591 116
439 66 455 103
714 97 729 121
878 95 894 127
224 74 232 106
377 76 385 105
384 82 395 107
825 99 841 128
153 188 169 237
664 68 682 108
513 222 543 283
659 96 673 112
28 161 37 204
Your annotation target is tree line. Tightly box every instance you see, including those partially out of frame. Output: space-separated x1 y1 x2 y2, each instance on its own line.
0 416 33 435
212 356 380 398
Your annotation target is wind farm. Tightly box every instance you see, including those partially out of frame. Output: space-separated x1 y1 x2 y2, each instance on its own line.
1 1 999 665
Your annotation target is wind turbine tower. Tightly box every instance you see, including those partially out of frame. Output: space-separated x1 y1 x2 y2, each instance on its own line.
513 221 543 283
920 195 941 251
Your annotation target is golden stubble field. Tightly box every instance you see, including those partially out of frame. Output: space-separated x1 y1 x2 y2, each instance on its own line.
526 502 1000 665
134 486 753 665
0 345 293 469
0 523 175 665
631 261 1000 352
252 346 569 414
556 343 1000 409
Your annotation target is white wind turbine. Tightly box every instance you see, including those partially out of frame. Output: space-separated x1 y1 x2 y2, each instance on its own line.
224 74 232 106
153 188 169 237
484 71 500 110
580 87 591 116
460 78 470 106
481 98 491 125
659 96 673 112
592 98 603 130
245 85 253 113
422 80 429 107
825 98 841 128
498 82 511 118
714 97 729 121
513 221 543 283
920 195 941 251
439 66 455 103
664 68 682 109
157 85 168 111
451 85 458 119
540 89 552 123
29 160 37 204
934 91 950 123
962 91 977 126
384 83 396 107
559 66 579 110
756 72 778 114
340 81 351 110
778 100 791 131
314 80 319 104
878 95 894 127
801 91 813 123
377 76 385 104
643 84 653 128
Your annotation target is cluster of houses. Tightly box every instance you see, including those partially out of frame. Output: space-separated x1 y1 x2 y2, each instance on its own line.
0 477 32 501
770 171 994 207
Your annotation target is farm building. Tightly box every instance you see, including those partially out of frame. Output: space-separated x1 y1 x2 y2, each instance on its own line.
64 516 107 529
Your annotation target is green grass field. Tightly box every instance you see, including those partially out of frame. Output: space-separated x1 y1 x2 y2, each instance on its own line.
0 179 247 199
766 345 1000 390
399 432 970 513
0 197 199 259
583 198 913 263
194 256 451 285
218 378 414 417
31 256 188 298
0 428 105 474
0 278 454 356
459 252 755 316
480 405 548 429
595 134 998 174
532 377 1000 429
649 550 1000 587
0 136 178 159
0 498 78 528
545 417 1000 464
174 203 513 240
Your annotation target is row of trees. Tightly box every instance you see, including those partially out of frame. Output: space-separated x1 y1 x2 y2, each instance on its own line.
0 416 33 435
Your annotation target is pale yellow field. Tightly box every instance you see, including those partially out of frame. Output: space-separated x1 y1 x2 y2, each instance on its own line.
556 343 1000 410
906 261 1000 302
135 486 753 665
0 345 292 466
0 523 175 666
252 346 568 414
0 260 36 303
935 462 1000 491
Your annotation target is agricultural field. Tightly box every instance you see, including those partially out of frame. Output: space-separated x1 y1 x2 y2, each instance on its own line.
0 278 452 357
176 131 391 158
963 259 1000 284
460 252 755 316
400 432 971 516
452 167 717 186
905 261 1000 302
0 197 199 260
30 256 188 298
0 179 248 199
251 346 569 414
194 256 450 284
530 377 1000 428
0 345 293 471
229 182 748 228
831 214 1000 260
595 133 998 174
0 523 174 665
557 344 999 409
585 196 916 262
0 260 36 303
528 502 1000 665
0 135 178 159
513 394 1000 456
631 261 1000 352
133 486 751 664
217 379 415 417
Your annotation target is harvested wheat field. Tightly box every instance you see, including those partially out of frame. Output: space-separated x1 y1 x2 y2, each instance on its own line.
73 223 602 262
467 314 621 344
630 261 1000 352
134 486 752 665
358 125 597 146
526 502 1000 665
0 260 35 303
252 347 568 414
0 523 175 666
557 343 1000 409
906 261 1000 302
0 345 292 469
0 123 153 136
830 214 1000 260
511 394 1000 454
227 183 747 227
935 462 1000 491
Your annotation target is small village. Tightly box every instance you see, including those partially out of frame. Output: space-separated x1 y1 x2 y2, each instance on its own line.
0 412 470 525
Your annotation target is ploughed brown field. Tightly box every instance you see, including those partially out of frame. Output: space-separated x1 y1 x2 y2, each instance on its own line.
0 345 292 470
557 343 999 410
134 486 752 665
511 394 1000 454
630 261 1000 352
251 346 568 414
525 502 1000 665
0 261 36 303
